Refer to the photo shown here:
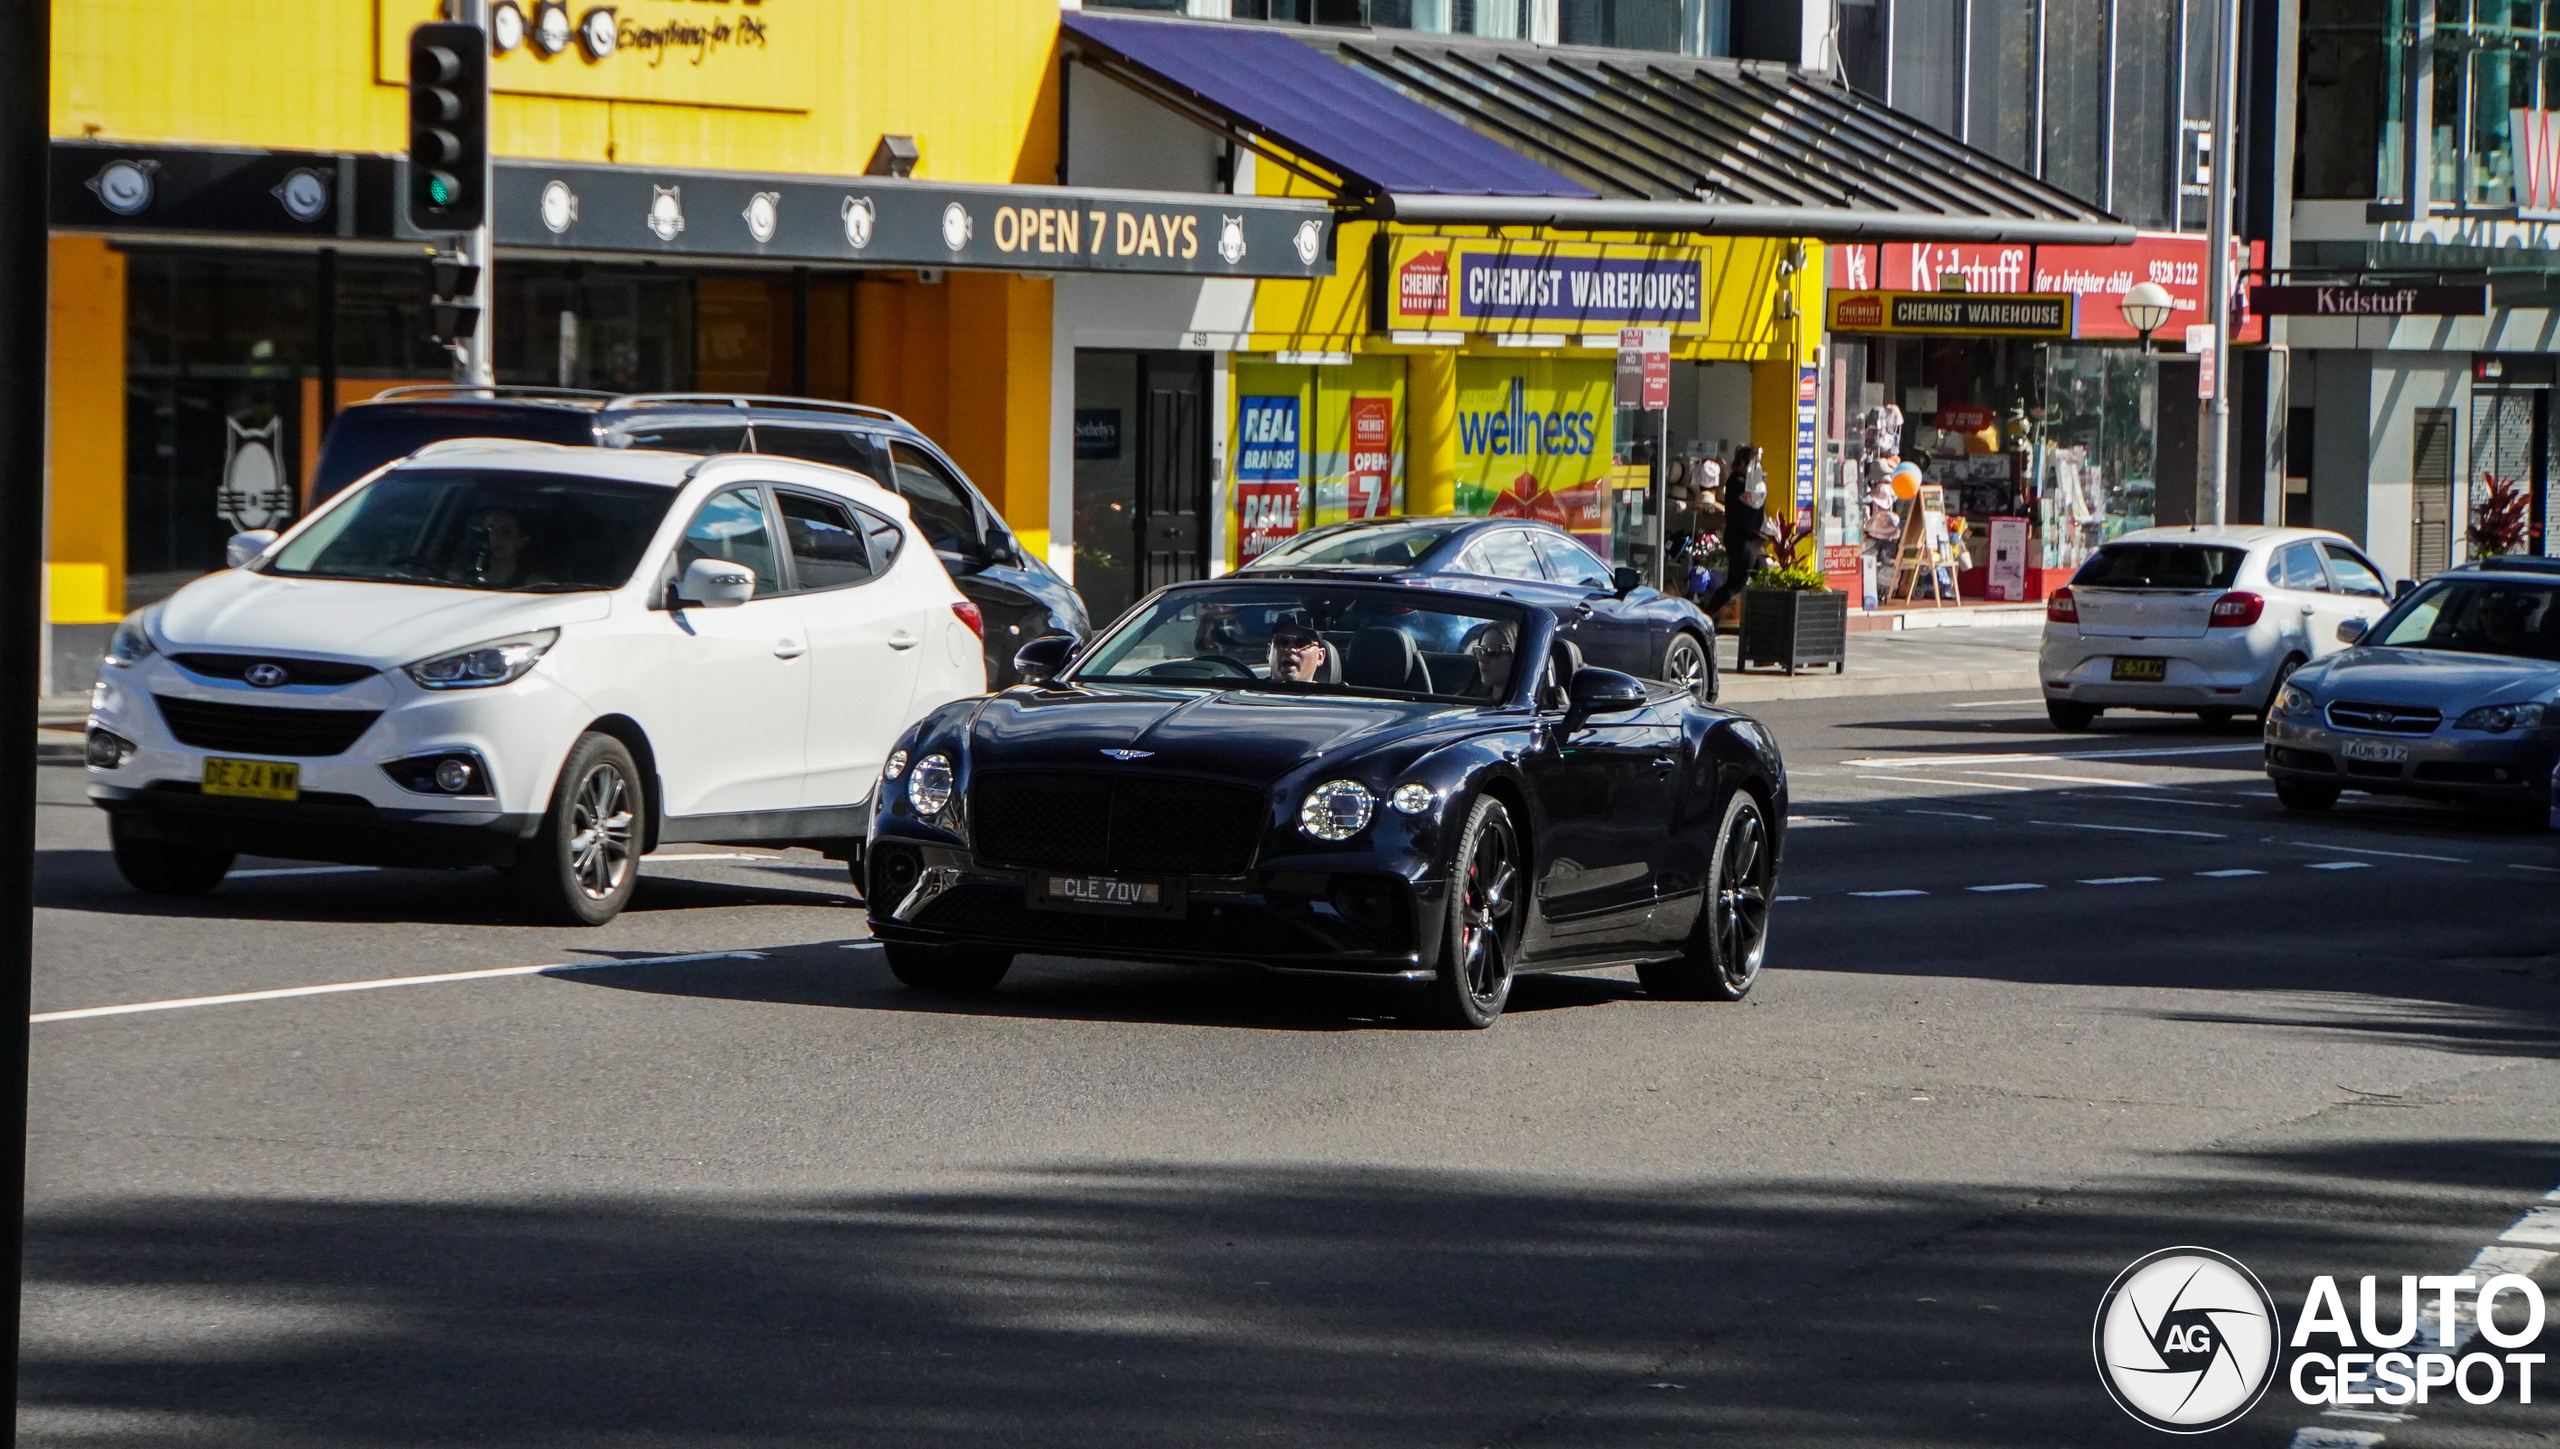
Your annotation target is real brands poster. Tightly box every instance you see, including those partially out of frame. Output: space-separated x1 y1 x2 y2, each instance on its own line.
1453 357 1612 542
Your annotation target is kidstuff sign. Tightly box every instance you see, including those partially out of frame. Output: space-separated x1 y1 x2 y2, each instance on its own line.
1381 237 1710 334
1827 234 2262 342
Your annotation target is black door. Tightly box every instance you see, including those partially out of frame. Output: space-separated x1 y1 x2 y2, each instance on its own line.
1139 354 1210 593
1519 651 1681 963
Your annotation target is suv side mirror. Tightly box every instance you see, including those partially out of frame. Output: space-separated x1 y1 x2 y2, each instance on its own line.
1566 666 1647 715
2392 578 2414 600
2336 618 2369 645
1611 565 1642 598
1013 633 1078 683
985 531 1023 568
677 557 755 609
226 530 279 569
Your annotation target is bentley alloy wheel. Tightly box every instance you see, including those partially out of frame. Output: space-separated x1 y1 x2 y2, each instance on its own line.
1661 632 1710 698
1420 796 1520 1029
515 731 645 926
1639 790 1773 1002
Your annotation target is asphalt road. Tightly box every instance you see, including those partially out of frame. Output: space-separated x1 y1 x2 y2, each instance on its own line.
22 694 2560 1448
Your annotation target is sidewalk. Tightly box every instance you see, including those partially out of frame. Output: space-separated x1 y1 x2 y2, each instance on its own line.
1715 618 2042 702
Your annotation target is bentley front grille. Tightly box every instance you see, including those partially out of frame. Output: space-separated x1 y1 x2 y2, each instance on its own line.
969 771 1267 876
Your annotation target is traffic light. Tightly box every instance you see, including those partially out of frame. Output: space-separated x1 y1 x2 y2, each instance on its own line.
426 259 482 345
407 22 488 232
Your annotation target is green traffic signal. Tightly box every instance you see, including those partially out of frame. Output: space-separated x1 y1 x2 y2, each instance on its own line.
428 175 454 207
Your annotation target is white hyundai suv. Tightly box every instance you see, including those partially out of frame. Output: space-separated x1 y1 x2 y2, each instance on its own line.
84 440 985 924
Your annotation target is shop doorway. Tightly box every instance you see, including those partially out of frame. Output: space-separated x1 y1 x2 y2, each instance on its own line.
2471 385 2550 558
1072 350 1210 623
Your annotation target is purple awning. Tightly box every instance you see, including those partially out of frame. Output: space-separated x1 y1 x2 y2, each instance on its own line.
1062 12 1595 200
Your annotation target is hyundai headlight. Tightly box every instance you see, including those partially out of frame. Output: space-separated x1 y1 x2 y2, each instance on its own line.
1299 779 1375 841
2454 701 2547 732
2275 684 2316 716
907 753 955 817
105 607 160 669
403 629 559 690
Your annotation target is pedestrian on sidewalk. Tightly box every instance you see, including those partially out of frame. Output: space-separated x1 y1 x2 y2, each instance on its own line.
1703 444 1768 617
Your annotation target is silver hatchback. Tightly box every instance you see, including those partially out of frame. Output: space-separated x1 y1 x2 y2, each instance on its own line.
2263 568 2560 811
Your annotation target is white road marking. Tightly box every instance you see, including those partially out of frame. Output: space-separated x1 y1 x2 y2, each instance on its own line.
1850 889 1929 898
2081 876 2163 885
2511 863 2560 874
2197 868 2267 878
1863 774 2036 792
2469 1244 2556 1276
1973 771 2155 787
2499 1204 2560 1246
227 865 378 880
2306 861 2373 871
2030 819 2227 839
1968 883 2044 893
1777 895 1810 903
1906 808 1995 820
30 949 769 1025
2113 795 2244 809
1843 743 2264 767
2275 841 2467 864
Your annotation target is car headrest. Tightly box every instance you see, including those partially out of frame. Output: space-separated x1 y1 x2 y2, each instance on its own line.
1542 637 1583 709
1345 627 1427 691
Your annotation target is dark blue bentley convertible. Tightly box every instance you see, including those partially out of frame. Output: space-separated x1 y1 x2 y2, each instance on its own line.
863 577 1785 1028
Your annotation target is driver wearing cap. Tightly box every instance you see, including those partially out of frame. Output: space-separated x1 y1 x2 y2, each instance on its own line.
1267 623 1330 683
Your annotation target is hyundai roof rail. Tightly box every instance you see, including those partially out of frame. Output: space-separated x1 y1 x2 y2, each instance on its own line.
610 393 912 427
368 384 616 403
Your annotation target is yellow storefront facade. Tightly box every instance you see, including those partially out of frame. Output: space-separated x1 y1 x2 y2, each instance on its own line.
42 0 1826 685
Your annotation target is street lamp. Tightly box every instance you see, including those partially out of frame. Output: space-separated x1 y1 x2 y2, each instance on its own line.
2121 282 2175 354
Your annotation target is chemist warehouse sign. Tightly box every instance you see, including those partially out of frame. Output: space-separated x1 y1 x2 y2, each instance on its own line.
1378 236 1709 334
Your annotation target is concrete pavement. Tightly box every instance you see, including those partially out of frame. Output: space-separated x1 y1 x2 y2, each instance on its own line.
1717 619 2044 702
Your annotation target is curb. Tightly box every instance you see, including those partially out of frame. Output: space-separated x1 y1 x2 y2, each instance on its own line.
1716 668 2042 703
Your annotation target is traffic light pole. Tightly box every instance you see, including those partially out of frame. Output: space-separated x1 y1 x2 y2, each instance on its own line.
455 0 495 388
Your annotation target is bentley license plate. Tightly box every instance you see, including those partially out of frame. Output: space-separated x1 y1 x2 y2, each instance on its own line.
2110 656 2169 682
1032 873 1184 918
202 757 298 801
2340 739 2409 763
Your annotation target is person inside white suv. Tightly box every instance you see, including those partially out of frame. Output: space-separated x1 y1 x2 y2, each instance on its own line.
86 440 985 924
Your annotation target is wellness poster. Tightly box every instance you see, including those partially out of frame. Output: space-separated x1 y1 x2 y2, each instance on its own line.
1453 358 1613 543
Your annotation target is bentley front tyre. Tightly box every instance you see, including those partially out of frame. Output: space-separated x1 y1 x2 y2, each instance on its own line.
513 732 643 926
108 816 233 895
1415 796 1521 1029
1638 790 1773 1003
882 942 1012 993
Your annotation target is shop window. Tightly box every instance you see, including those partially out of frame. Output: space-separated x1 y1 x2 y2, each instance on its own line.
493 265 694 394
2039 346 2164 571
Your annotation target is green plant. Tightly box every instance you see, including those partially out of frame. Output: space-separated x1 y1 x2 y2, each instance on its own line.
1750 556 1828 590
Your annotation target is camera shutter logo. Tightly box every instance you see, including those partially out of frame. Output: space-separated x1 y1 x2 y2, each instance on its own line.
2094 1247 2282 1433
842 196 876 250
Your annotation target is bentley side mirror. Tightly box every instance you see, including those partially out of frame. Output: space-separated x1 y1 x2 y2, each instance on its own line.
226 530 279 569
1566 666 1648 716
677 557 755 609
2392 578 2414 600
1013 633 1079 683
2336 618 2369 645
1611 565 1643 599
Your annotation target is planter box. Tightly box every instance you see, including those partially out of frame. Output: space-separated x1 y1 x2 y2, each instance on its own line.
1737 588 1848 675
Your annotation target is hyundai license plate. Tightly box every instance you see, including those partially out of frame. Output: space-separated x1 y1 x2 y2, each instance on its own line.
202 757 298 801
2340 739 2409 763
2110 656 2169 682
1033 873 1184 918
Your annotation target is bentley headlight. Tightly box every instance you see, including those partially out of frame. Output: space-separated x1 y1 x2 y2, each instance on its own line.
884 749 909 780
907 753 955 817
1389 782 1436 816
404 629 559 690
1299 779 1374 841
2275 684 2316 716
105 607 160 669
2454 701 2546 732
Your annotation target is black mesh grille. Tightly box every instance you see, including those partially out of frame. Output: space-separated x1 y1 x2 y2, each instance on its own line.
970 771 1268 876
169 653 379 686
2325 701 2442 735
152 695 382 757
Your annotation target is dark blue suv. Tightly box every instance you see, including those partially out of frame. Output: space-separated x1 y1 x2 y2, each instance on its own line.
312 388 1089 685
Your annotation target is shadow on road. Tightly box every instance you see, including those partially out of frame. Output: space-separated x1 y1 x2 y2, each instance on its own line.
20 1132 2559 1448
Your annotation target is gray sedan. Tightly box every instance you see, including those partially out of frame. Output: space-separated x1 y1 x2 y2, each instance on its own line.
2264 566 2560 811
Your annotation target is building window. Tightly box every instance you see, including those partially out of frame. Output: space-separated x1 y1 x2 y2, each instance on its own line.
1890 0 1963 133
1374 0 1529 35
2110 0 2179 224
2297 0 2402 198
1967 0 2041 168
1557 0 1724 52
2429 0 2560 207
2041 0 2110 200
1228 0 1375 22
